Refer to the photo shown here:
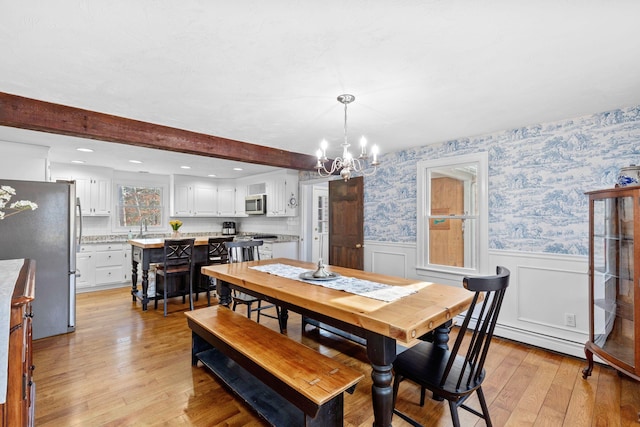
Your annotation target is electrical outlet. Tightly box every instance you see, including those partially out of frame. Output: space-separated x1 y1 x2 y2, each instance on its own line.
564 313 576 327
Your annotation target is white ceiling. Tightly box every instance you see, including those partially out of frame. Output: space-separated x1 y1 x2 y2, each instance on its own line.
1 1 639 178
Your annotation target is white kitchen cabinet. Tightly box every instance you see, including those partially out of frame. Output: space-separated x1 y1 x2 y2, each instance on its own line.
76 245 95 290
265 170 299 217
51 163 112 216
76 177 111 215
216 182 236 216
94 243 125 286
172 179 192 216
193 183 217 216
77 243 129 292
171 175 249 217
234 182 248 217
171 175 217 217
258 241 299 260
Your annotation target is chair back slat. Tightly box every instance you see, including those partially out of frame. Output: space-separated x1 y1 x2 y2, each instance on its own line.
208 237 234 264
441 266 510 391
225 240 263 263
163 238 195 272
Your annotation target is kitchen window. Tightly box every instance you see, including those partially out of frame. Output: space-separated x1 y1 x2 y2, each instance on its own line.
416 152 489 275
115 182 165 231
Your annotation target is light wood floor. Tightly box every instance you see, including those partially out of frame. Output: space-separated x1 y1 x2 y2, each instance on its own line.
33 287 640 426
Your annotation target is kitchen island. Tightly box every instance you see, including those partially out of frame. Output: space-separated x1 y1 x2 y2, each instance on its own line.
128 235 298 310
128 237 214 310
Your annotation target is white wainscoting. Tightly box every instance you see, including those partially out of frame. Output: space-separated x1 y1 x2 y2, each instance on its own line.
365 241 590 358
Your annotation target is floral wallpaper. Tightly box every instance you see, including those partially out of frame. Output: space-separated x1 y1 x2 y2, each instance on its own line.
305 104 640 255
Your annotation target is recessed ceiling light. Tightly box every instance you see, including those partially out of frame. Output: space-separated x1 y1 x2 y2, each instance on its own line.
76 148 94 153
207 174 216 177
71 160 85 164
233 167 243 171
129 160 143 164
181 166 191 169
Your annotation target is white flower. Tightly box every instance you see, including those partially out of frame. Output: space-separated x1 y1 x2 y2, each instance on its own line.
10 200 38 210
0 185 38 220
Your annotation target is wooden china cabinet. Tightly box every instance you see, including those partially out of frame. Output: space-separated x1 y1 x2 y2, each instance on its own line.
583 187 640 381
0 259 36 427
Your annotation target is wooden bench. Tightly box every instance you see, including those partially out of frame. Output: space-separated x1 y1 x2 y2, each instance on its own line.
185 306 364 427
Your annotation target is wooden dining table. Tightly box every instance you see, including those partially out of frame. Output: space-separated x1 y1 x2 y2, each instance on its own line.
201 258 475 427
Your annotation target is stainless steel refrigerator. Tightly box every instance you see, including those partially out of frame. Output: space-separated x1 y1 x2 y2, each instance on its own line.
0 179 80 339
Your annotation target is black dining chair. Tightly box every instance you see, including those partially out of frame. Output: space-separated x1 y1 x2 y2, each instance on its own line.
224 240 283 332
194 236 234 306
154 238 195 317
391 266 510 427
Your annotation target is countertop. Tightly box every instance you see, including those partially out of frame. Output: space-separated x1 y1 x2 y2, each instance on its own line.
82 233 298 245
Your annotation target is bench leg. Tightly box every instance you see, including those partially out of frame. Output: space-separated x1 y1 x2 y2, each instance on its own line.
191 332 212 366
305 395 343 427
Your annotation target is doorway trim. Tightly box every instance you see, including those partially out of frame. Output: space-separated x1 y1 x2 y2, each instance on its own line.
298 178 330 262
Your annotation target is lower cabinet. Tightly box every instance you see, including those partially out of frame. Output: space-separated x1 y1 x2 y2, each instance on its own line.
258 241 298 260
94 244 124 286
76 246 95 289
77 243 129 291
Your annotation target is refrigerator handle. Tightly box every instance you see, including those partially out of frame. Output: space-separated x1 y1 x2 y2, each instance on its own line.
76 197 83 252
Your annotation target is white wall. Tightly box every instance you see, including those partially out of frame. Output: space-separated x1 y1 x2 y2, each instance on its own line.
364 241 589 358
0 141 49 181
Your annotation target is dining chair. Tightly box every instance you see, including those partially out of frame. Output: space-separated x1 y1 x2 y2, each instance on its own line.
391 266 510 427
224 240 283 332
194 236 234 306
154 238 195 317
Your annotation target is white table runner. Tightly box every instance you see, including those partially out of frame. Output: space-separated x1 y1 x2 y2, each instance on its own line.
0 259 24 404
250 263 416 302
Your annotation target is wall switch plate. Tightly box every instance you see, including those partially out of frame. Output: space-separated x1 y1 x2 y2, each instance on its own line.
564 313 576 328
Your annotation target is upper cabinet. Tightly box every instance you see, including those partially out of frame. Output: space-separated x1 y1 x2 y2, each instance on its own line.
249 170 299 217
51 163 112 216
216 181 237 217
171 175 217 217
76 176 111 215
170 175 250 217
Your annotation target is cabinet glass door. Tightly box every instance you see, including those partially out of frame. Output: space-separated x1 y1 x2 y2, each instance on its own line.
592 196 635 367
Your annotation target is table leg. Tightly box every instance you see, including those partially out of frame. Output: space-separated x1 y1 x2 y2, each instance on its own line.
365 332 396 427
131 259 139 302
433 319 453 350
279 307 289 334
141 268 149 310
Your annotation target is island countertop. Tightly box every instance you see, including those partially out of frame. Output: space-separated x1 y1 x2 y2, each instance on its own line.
127 234 298 249
127 236 221 249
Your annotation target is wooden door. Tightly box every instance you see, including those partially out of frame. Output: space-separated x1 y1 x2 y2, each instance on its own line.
429 177 464 267
329 177 364 270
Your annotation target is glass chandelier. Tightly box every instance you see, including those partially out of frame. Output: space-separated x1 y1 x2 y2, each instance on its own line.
315 94 380 181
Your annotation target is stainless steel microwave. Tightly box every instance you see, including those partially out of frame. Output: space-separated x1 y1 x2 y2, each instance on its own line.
245 194 266 215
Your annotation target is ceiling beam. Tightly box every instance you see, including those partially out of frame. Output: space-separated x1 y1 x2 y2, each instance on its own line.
0 91 317 171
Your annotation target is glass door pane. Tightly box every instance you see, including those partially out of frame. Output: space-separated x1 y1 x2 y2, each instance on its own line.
592 197 635 367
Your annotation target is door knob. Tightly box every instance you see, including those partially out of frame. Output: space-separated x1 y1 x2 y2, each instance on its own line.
355 243 364 249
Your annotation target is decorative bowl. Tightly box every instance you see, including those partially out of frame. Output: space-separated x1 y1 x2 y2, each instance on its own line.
617 165 640 187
